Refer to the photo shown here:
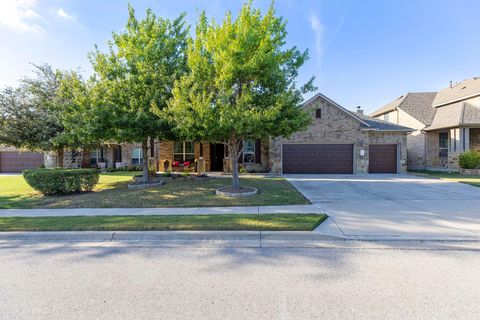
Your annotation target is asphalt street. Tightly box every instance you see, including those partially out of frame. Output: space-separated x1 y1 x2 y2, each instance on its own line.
1 242 479 319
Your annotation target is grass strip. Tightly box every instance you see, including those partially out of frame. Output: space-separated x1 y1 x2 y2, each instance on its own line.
0 214 327 232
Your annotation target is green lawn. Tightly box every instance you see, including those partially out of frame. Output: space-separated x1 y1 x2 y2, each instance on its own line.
0 172 309 208
0 214 326 231
410 170 480 187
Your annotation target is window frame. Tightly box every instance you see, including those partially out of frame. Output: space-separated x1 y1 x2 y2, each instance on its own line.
242 140 256 164
90 148 103 165
132 148 143 165
173 141 195 162
439 132 449 158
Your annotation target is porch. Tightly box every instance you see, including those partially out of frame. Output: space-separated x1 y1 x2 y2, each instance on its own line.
426 127 480 170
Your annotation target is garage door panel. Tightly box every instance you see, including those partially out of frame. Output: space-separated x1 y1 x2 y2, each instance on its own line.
369 144 397 173
282 144 353 174
0 151 44 173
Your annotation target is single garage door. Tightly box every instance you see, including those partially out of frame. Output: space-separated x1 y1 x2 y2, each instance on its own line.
0 151 44 173
369 144 397 173
282 144 353 174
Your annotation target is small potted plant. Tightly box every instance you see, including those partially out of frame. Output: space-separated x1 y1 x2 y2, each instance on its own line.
162 159 170 172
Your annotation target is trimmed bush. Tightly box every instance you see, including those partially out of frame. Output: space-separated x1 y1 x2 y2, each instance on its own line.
459 150 480 169
23 168 100 196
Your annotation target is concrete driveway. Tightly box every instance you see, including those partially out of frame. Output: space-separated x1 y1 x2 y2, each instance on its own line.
285 174 480 239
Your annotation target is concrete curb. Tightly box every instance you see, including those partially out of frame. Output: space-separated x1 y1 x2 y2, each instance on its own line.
1 231 480 249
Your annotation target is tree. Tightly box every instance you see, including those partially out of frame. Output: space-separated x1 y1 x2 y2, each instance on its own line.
0 64 72 166
169 1 314 191
89 5 188 183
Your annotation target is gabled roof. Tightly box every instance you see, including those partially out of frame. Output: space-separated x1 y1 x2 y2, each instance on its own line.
432 77 480 107
370 92 437 126
352 112 413 132
302 93 370 127
425 101 480 131
303 93 412 132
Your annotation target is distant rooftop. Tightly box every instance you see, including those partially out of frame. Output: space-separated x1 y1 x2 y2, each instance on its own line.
432 77 480 107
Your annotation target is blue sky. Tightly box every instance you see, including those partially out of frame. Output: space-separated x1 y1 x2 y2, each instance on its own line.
1 0 480 113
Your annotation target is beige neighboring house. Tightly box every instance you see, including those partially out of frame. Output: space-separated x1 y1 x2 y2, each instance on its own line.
371 77 480 171
0 146 44 173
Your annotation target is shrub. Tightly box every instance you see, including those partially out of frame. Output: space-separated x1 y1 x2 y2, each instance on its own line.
459 150 480 169
23 168 100 196
106 167 116 173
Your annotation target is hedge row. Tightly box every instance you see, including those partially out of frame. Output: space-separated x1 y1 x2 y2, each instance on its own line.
23 168 100 196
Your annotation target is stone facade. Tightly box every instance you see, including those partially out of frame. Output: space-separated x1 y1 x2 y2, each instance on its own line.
269 96 408 174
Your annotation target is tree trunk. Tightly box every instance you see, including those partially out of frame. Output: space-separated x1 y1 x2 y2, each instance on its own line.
229 139 241 191
142 139 149 184
57 147 64 168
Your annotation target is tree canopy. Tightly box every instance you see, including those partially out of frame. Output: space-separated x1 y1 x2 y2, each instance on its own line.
0 64 75 161
87 5 189 182
169 1 314 189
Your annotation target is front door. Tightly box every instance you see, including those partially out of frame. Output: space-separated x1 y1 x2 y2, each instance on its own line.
210 144 224 171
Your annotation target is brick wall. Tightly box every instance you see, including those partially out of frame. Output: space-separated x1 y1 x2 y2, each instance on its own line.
269 96 369 173
425 130 448 168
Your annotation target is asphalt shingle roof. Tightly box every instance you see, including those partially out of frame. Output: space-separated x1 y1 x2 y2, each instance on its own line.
432 77 480 107
426 101 480 131
370 92 437 126
350 111 412 132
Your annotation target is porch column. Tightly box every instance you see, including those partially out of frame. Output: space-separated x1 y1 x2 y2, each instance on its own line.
463 128 470 152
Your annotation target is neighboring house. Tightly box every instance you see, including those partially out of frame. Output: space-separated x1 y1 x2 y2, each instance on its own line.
371 77 480 171
0 146 44 173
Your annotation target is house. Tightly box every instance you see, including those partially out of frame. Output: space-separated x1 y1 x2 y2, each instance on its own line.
371 77 480 171
0 146 44 173
41 93 412 175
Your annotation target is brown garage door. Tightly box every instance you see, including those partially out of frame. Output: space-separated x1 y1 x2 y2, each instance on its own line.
369 144 397 173
0 151 44 173
282 144 353 174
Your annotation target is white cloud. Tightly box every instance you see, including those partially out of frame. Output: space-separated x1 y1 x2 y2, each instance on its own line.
0 0 45 34
56 8 75 21
308 13 324 59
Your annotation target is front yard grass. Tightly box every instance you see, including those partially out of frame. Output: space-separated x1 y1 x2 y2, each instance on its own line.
0 214 326 231
0 172 309 208
409 170 480 187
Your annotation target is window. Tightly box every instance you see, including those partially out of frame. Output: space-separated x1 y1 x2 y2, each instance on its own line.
315 108 322 119
439 132 448 158
90 148 103 165
132 148 143 165
383 113 390 122
243 140 255 163
174 141 195 162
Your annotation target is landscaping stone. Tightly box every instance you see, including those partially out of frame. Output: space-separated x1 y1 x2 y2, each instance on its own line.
216 187 258 197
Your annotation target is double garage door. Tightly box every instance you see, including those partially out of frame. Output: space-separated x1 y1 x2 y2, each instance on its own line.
282 144 397 174
0 151 44 173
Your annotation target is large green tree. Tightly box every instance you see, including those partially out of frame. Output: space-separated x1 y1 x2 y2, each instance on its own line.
0 64 78 166
89 5 188 183
169 2 314 190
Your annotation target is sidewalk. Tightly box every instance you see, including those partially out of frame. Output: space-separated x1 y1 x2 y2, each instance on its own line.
0 204 323 217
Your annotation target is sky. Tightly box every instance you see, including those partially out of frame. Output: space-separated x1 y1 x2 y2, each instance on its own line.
1 0 480 113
